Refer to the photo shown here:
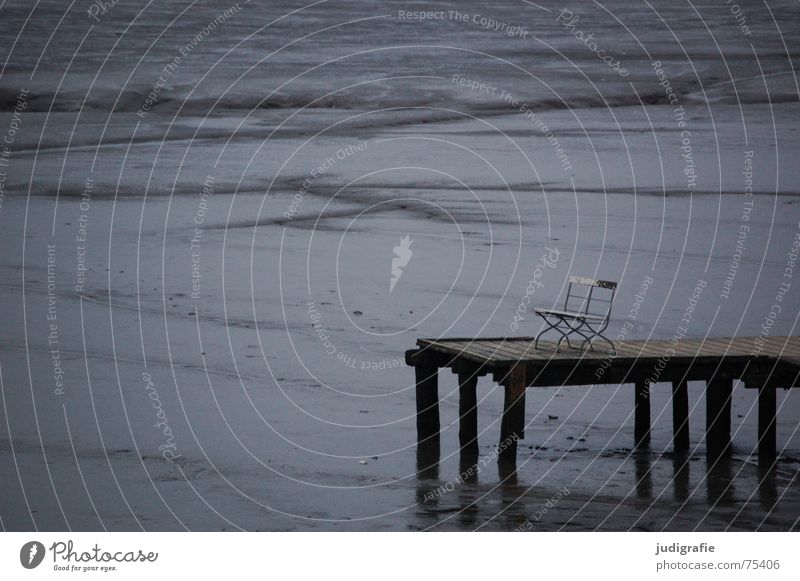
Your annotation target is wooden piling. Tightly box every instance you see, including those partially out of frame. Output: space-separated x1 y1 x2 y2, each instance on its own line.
415 365 440 446
499 365 526 461
706 376 732 458
758 384 777 462
635 380 651 448
671 379 690 452
458 368 479 455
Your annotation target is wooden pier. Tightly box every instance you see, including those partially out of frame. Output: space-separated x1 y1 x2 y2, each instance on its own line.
406 336 800 462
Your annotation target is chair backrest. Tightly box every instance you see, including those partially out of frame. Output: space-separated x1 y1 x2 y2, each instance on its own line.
563 276 617 320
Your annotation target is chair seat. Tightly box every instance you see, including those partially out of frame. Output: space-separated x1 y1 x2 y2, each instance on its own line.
534 308 605 321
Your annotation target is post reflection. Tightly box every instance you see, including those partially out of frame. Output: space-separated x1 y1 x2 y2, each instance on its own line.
498 456 518 485
454 451 483 528
634 451 652 500
757 460 778 511
706 456 735 505
415 443 440 505
672 453 691 502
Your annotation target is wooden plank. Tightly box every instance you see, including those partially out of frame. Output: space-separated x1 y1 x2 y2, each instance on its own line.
759 337 796 357
608 340 649 359
672 379 690 452
500 338 601 359
709 337 759 357
701 338 738 355
419 336 538 343
481 340 538 361
414 340 467 363
418 340 497 365
458 368 479 455
723 336 754 355
632 342 672 358
416 336 800 369
761 336 800 357
490 339 582 362
672 339 716 357
669 338 712 356
493 339 562 359
462 340 533 362
502 341 582 361
452 341 523 364
522 341 617 360
435 340 493 358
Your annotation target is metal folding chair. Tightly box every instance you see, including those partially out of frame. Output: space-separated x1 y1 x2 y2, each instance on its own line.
534 276 617 351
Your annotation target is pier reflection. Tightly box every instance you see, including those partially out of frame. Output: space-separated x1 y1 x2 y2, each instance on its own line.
414 443 440 506
757 460 778 511
672 453 691 502
498 456 518 485
634 451 653 499
706 457 735 505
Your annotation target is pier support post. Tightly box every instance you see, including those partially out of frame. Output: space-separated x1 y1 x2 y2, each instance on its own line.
635 381 651 448
458 368 479 455
499 365 526 461
706 376 732 458
758 384 777 463
671 379 690 452
415 365 440 447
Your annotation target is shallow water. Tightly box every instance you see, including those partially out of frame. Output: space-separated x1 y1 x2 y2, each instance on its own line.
1 0 799 531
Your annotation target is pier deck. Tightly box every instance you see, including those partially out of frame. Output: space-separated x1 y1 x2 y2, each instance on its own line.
405 336 800 462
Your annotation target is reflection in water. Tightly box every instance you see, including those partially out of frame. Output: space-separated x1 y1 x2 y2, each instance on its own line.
672 454 691 502
412 442 798 530
635 451 652 499
415 443 440 506
706 457 735 505
498 457 518 485
498 458 522 531
456 453 481 529
457 486 479 528
416 442 440 481
758 461 778 511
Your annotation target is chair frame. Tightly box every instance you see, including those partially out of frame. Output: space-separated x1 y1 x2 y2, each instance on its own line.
534 276 617 352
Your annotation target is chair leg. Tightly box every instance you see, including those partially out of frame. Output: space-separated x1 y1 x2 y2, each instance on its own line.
584 334 615 353
537 314 617 354
536 315 573 350
573 323 596 352
576 318 615 353
555 327 573 350
534 314 559 349
568 320 595 352
593 318 615 352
